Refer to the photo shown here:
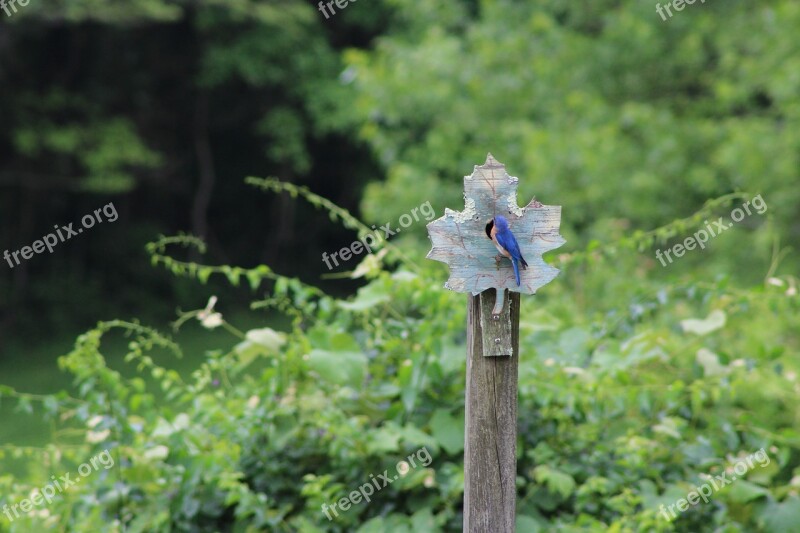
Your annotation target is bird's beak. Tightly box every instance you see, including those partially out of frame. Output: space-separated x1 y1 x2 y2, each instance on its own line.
485 219 494 239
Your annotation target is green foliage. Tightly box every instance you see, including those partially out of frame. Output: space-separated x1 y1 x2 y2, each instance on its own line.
11 113 161 194
145 233 298 292
0 0 358 338
245 177 420 272
337 0 800 272
2 1 800 531
2 187 799 532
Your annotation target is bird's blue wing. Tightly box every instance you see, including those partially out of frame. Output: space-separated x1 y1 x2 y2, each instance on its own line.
495 229 523 262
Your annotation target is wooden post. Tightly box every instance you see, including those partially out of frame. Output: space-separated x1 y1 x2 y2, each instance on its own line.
464 289 520 532
426 154 564 532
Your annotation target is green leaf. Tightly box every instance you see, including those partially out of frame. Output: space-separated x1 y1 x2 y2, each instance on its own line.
329 333 360 352
652 416 685 439
306 349 367 387
516 516 543 533
760 496 800 533
399 424 439 452
15 397 33 415
696 348 729 377
356 517 386 533
234 341 268 368
245 328 286 352
681 309 726 335
726 480 769 503
223 266 241 287
337 282 391 311
366 425 402 454
357 515 411 533
533 465 576 499
246 270 262 290
143 445 170 461
411 508 438 532
429 409 464 455
399 359 417 414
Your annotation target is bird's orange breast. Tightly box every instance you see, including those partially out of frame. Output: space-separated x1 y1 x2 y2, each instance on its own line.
490 226 512 258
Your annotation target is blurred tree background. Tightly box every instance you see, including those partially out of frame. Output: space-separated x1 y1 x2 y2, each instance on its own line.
0 0 798 531
0 0 391 340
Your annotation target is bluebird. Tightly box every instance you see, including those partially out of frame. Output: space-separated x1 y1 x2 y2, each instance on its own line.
488 215 528 286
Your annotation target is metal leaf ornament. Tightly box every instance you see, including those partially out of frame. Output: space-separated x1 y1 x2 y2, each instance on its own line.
426 154 565 295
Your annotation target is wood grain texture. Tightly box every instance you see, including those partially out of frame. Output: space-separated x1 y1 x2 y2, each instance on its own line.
426 153 565 295
480 288 514 357
464 290 520 532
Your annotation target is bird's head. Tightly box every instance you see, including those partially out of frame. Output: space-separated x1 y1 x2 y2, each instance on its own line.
493 215 510 231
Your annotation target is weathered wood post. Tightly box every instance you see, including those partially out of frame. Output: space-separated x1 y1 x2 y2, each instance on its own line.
426 154 564 532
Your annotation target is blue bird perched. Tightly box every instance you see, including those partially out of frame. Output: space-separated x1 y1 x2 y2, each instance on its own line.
488 215 528 286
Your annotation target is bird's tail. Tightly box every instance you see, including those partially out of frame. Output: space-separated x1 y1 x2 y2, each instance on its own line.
512 258 521 286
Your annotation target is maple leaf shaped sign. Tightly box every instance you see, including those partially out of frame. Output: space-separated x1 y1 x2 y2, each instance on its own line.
426 154 565 295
